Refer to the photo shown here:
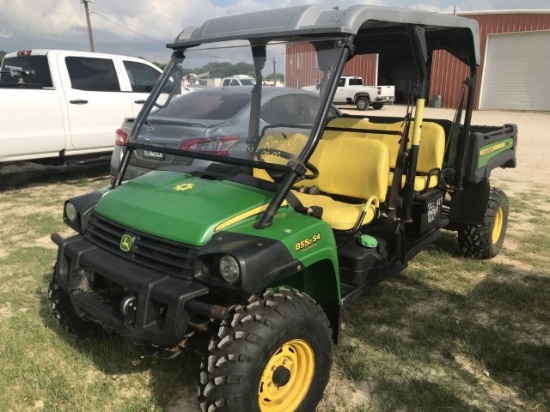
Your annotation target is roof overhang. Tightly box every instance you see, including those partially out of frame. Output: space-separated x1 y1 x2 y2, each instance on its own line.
168 4 480 66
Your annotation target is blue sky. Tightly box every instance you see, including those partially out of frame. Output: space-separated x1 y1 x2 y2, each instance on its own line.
0 0 548 63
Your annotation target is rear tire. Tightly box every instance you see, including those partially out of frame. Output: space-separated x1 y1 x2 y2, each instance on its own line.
198 288 332 412
355 96 370 110
48 271 104 338
458 187 508 259
372 103 384 110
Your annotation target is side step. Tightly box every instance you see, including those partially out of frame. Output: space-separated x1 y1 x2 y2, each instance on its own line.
340 262 405 309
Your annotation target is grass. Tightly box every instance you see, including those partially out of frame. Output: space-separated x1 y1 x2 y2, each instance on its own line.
0 174 549 411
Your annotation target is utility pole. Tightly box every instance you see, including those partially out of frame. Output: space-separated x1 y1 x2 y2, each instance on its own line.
82 0 95 52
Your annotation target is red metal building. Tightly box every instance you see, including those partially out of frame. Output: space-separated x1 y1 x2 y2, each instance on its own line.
286 10 550 110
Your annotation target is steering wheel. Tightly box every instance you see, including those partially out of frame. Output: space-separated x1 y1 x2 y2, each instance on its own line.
255 148 319 182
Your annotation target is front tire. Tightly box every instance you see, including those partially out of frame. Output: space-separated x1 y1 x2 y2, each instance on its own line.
48 271 104 338
355 96 370 110
458 187 509 259
198 288 333 412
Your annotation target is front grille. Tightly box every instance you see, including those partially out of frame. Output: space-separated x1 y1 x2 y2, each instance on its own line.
85 213 198 278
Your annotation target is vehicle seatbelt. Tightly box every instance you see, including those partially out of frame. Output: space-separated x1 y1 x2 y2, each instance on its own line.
387 98 413 221
445 80 466 177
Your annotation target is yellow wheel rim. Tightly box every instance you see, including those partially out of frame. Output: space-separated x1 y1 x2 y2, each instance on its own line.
258 339 315 412
492 206 504 244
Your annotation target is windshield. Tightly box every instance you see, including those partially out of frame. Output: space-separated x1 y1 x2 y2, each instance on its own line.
127 38 343 178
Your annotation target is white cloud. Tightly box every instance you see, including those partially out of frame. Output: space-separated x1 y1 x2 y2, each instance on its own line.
0 0 548 61
0 26 12 38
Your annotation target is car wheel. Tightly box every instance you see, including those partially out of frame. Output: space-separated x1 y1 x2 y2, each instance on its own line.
372 103 384 110
198 288 333 411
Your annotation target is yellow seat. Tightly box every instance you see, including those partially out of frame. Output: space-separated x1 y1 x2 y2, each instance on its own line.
325 117 446 192
292 136 389 230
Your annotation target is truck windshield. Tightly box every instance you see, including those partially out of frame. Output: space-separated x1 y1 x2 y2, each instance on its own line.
128 37 344 176
0 55 53 87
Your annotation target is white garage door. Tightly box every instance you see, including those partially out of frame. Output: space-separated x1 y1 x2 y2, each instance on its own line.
480 31 550 111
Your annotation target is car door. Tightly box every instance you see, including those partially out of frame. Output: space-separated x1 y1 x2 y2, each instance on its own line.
300 94 339 123
60 54 134 152
268 94 308 124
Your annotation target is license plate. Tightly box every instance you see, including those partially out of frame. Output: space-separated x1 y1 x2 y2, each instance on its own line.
143 150 165 160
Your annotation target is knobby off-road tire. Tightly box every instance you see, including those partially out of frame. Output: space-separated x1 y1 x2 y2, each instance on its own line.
198 288 333 412
355 96 370 110
48 271 104 338
458 187 509 259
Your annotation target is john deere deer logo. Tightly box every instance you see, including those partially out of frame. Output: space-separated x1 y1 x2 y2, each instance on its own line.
119 234 135 253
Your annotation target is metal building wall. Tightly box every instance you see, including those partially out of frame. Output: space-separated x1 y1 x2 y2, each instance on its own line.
286 12 550 109
341 54 377 85
285 43 377 88
431 11 550 108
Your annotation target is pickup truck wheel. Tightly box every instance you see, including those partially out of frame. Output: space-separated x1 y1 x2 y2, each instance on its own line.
457 187 508 259
371 103 384 110
48 271 104 338
355 96 370 110
198 288 332 412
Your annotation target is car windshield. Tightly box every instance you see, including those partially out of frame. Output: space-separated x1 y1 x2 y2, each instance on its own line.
128 38 343 176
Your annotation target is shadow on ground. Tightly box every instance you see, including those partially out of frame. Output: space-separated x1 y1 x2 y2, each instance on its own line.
0 162 110 191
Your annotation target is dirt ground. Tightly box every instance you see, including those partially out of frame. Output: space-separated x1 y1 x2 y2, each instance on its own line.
0 106 548 412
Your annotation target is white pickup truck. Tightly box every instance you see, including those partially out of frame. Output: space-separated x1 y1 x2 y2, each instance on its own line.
221 75 256 86
0 49 164 166
333 75 395 110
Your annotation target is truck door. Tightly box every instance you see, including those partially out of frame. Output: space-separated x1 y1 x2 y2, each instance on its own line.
0 53 66 162
59 54 134 152
333 77 347 102
120 59 164 117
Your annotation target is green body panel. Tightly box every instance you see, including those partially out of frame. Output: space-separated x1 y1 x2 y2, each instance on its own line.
478 138 514 168
226 208 342 306
94 170 342 305
94 171 276 246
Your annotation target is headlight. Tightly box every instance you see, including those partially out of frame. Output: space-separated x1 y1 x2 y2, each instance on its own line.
219 255 240 283
65 202 78 223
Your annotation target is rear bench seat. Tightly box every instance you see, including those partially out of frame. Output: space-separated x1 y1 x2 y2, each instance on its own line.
254 132 390 231
326 117 445 192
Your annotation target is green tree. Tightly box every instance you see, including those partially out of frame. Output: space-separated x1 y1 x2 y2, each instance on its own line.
201 61 255 78
265 73 284 83
152 62 167 70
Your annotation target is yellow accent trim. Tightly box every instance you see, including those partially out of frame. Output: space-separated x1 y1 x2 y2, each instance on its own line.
480 142 507 157
411 98 425 146
214 201 288 232
258 339 315 412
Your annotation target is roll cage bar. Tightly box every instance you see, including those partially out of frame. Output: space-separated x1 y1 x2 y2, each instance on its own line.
115 5 481 228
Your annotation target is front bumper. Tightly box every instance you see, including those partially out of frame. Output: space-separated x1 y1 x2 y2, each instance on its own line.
54 234 208 347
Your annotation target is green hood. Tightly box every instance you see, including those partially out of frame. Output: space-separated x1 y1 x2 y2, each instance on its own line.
94 171 276 245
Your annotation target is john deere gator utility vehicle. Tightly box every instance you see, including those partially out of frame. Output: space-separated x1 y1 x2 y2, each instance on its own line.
49 4 517 411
